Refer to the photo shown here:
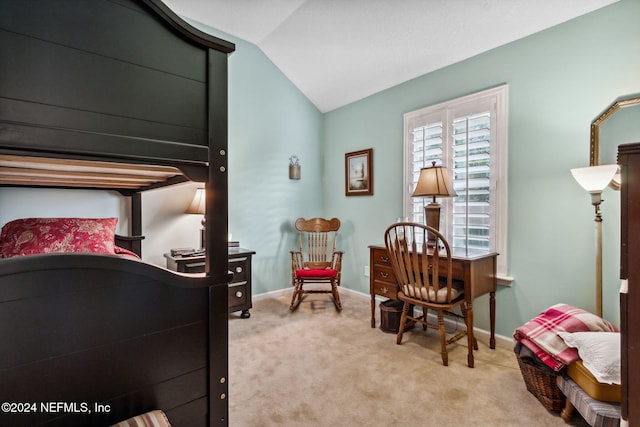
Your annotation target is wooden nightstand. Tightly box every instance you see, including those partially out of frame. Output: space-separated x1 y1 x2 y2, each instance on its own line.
164 248 255 318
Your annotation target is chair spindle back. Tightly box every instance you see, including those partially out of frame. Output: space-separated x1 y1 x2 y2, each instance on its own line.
295 217 340 269
384 222 455 304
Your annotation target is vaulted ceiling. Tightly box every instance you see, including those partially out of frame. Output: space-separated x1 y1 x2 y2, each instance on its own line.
163 0 619 113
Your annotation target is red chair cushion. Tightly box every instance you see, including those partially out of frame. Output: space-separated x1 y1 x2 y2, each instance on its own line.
296 268 337 278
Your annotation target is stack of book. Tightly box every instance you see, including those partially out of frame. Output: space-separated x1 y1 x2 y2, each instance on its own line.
171 241 240 256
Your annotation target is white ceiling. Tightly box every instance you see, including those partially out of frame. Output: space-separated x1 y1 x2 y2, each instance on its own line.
163 0 619 113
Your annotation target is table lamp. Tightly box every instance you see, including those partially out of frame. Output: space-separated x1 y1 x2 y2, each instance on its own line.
570 164 619 317
412 161 457 246
186 187 206 250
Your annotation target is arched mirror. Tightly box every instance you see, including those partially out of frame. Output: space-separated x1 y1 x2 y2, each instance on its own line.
590 93 640 167
587 93 640 320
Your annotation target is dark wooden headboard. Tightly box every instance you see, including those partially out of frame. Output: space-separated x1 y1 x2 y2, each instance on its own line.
0 0 232 169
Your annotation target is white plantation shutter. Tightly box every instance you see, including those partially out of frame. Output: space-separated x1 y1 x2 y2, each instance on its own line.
409 118 445 224
404 85 508 276
451 111 492 252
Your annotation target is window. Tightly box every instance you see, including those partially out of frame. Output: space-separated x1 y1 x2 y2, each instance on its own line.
403 85 509 279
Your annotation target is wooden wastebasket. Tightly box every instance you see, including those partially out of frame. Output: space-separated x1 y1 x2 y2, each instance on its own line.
379 299 413 333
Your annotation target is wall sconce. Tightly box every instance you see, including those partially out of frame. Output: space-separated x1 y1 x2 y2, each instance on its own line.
186 187 206 250
289 155 301 180
411 161 457 246
571 164 619 317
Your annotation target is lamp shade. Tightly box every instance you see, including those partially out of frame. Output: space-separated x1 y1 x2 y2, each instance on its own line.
186 188 206 214
412 162 457 198
571 164 619 194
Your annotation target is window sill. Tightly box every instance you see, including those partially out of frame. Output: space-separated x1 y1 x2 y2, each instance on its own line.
497 275 514 287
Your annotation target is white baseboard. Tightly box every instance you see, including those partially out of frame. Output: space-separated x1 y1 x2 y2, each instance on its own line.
252 287 291 301
253 287 513 349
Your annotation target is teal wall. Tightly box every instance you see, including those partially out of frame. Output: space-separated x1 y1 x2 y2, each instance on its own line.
185 20 326 295
228 41 325 294
323 0 640 336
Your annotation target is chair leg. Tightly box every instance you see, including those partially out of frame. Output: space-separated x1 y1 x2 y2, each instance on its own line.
422 308 428 331
437 311 448 366
332 281 343 312
396 302 410 345
289 281 303 311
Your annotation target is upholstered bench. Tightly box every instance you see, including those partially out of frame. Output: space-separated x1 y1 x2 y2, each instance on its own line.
557 376 620 427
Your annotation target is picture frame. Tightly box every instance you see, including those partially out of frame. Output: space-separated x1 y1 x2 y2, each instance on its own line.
345 148 373 196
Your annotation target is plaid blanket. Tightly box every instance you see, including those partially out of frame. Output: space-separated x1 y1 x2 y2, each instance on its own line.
514 304 619 371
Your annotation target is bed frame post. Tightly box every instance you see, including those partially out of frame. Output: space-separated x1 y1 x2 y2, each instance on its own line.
207 48 231 426
131 191 143 256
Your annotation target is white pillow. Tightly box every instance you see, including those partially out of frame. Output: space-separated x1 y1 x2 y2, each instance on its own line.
558 331 620 384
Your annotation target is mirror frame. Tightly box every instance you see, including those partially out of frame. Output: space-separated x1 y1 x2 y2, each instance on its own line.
590 94 640 166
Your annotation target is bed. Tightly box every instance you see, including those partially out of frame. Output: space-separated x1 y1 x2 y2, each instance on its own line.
0 1 235 426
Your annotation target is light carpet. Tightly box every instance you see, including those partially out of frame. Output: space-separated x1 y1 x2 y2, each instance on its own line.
229 290 589 426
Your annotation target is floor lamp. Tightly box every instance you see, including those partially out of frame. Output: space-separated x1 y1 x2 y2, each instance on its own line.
412 161 457 246
570 164 619 318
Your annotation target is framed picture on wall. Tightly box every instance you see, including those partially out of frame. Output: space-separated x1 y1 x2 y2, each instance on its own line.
345 148 373 196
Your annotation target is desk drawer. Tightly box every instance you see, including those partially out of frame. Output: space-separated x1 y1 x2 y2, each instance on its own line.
373 264 396 283
371 247 392 266
451 260 464 281
373 280 398 299
374 247 465 281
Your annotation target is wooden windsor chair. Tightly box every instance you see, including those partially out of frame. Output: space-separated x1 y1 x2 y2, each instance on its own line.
384 222 477 367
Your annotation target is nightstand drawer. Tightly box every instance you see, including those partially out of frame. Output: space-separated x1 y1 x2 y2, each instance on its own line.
229 256 249 283
228 281 248 307
182 260 205 273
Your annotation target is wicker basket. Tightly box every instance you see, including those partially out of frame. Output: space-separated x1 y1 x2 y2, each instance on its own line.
515 352 566 412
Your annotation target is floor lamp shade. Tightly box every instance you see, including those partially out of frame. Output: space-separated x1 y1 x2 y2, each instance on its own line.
412 162 457 244
571 164 619 205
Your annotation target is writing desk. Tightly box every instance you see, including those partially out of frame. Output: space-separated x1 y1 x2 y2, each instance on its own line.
368 245 498 349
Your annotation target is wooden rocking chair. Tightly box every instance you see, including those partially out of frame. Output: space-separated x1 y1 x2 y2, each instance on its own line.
290 217 343 312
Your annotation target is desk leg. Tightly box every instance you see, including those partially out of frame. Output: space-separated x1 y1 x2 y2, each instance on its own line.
490 291 496 349
370 293 376 328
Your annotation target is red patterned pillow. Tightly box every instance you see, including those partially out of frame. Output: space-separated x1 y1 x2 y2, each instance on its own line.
114 245 140 260
0 217 118 258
